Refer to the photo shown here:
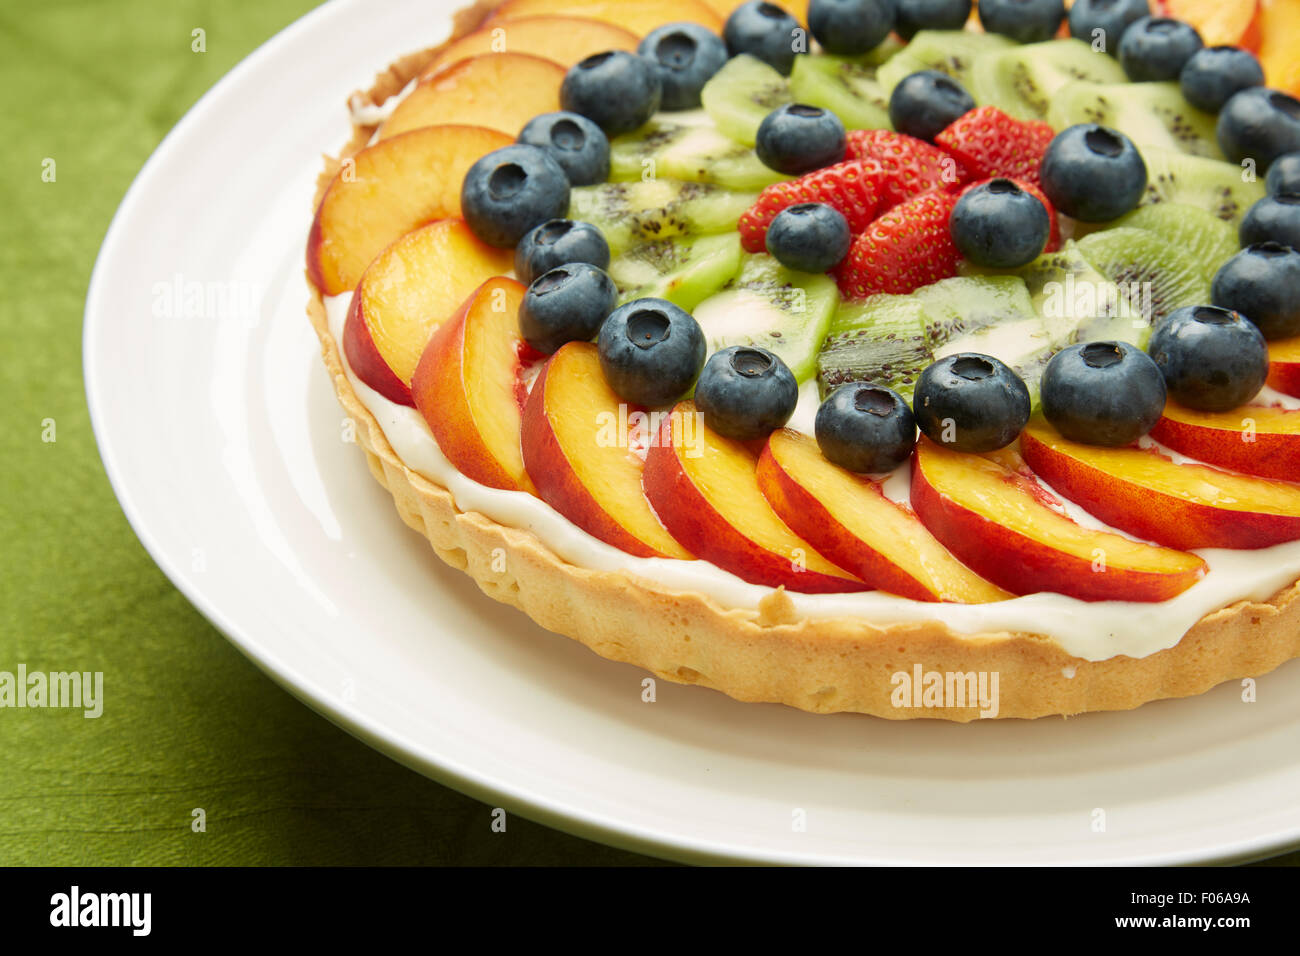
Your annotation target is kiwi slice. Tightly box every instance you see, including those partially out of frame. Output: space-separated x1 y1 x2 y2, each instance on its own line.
875 30 1015 96
1047 81 1222 159
1138 147 1266 227
607 232 743 311
1112 204 1239 284
969 38 1126 121
1010 242 1134 346
694 254 839 384
789 55 891 131
700 54 791 146
816 294 933 402
609 117 789 191
1075 227 1210 329
568 179 758 255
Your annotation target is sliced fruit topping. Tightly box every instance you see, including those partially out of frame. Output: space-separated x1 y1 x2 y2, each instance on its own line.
950 178 1052 270
814 381 916 475
461 144 571 248
755 103 847 175
1020 418 1300 550
934 105 1054 187
521 342 692 558
1139 146 1265 225
844 128 969 207
378 54 565 140
609 116 788 191
887 69 976 143
1010 241 1138 347
788 52 891 131
1147 304 1270 411
420 16 638 76
759 428 1011 603
1118 16 1205 84
643 401 866 592
1256 0 1300 98
488 0 725 35
597 298 707 405
1041 342 1167 447
345 219 513 406
1268 336 1300 398
518 112 611 187
723 0 803 75
1150 402 1300 482
307 124 512 295
694 253 838 382
701 53 792 146
607 232 744 310
1074 226 1210 328
978 0 1066 44
816 293 933 402
1212 242 1300 341
913 352 1030 454
835 188 961 299
765 202 851 274
569 178 757 255
1163 0 1261 51
561 50 662 137
1046 81 1221 160
968 38 1127 122
876 29 1015 96
911 436 1207 602
639 21 729 110
518 262 619 355
411 277 535 493
1111 203 1239 284
695 345 799 439
738 159 882 253
1039 124 1147 223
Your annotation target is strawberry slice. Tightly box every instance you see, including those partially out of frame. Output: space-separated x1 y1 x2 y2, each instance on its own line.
835 189 962 300
738 160 884 253
844 129 969 208
935 106 1056 188
954 176 1062 254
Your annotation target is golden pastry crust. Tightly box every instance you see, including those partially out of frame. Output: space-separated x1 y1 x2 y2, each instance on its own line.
304 2 1300 721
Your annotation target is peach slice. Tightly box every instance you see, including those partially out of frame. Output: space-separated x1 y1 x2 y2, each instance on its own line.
411 277 536 493
756 430 1010 603
344 219 513 406
1148 401 1300 481
378 53 565 140
421 17 638 76
522 343 693 558
1267 336 1300 398
1257 0 1300 95
911 437 1206 602
1165 0 1261 51
307 124 511 295
1020 419 1300 550
488 0 724 36
642 402 865 592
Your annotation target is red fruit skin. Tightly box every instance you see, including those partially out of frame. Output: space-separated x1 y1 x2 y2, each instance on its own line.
953 177 1062 255
935 106 1056 189
834 189 962 299
845 129 970 208
738 160 884 252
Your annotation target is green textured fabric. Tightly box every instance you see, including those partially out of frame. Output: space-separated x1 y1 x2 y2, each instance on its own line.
0 0 1293 868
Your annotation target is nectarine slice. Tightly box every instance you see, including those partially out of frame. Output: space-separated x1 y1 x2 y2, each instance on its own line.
757 430 1010 603
1149 401 1300 481
412 277 536 493
643 402 865 592
307 124 511 295
1267 336 1300 398
345 219 513 406
1021 419 1300 550
522 343 693 558
1258 0 1300 94
379 53 565 140
421 17 638 76
911 437 1206 602
488 0 724 36
1165 0 1260 50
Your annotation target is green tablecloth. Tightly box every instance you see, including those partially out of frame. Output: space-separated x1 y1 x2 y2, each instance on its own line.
0 0 1293 867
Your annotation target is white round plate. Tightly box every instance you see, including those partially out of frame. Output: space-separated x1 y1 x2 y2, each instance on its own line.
86 0 1300 865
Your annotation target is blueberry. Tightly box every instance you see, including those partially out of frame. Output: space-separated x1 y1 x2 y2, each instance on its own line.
638 22 728 111
888 70 976 144
1267 152 1300 197
894 0 972 41
1118 16 1203 82
1148 305 1269 412
517 111 610 186
461 144 570 248
514 219 611 286
979 0 1066 44
1041 342 1166 446
1211 242 1300 340
1039 124 1147 222
815 384 917 474
597 298 706 406
808 0 895 56
724 1 803 76
766 203 852 273
755 104 847 174
1217 87 1300 170
1239 194 1300 251
561 51 661 137
518 264 618 355
1179 46 1264 114
1068 0 1150 56
949 179 1051 269
912 354 1031 453
694 347 799 440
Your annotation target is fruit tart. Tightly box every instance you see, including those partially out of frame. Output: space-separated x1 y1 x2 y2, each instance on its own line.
306 0 1300 720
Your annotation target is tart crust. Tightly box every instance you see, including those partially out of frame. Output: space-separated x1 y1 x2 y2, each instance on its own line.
305 0 1300 720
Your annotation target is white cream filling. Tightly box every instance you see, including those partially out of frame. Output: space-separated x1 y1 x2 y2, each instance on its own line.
325 291 1300 664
